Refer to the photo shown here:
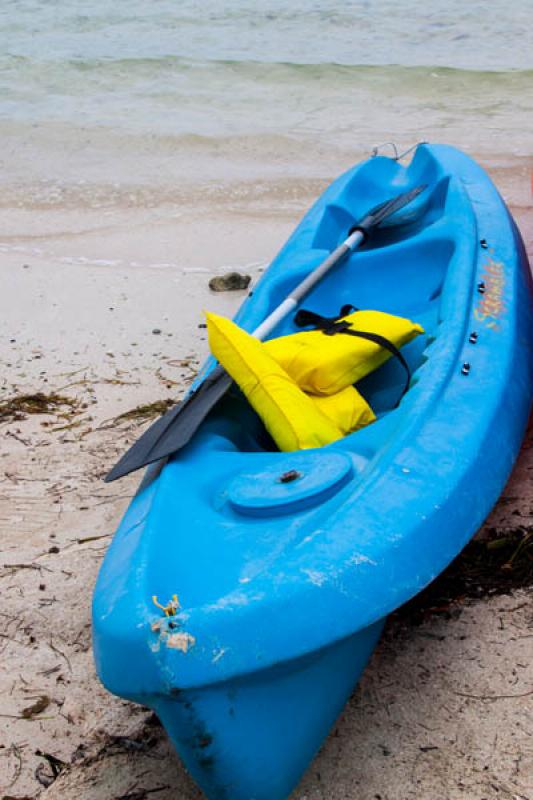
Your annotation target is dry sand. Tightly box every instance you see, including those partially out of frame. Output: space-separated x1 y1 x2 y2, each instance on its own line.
1 165 532 800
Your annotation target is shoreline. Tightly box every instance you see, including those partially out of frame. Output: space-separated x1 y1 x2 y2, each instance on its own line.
1 153 531 273
1 155 532 799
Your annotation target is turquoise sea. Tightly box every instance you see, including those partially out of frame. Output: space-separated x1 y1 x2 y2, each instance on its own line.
0 1 532 194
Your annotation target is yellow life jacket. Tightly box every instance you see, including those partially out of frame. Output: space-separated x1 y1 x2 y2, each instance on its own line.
264 309 424 395
206 312 375 452
312 385 376 435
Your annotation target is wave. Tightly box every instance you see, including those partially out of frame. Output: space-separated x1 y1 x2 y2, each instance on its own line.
3 53 533 80
1 52 530 160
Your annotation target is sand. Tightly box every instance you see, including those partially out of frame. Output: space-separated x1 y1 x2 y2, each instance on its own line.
1 163 532 800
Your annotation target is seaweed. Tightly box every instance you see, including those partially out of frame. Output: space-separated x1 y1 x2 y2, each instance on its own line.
110 399 175 424
0 392 79 423
394 526 533 625
21 695 50 719
115 787 169 800
2 796 34 800
34 750 67 788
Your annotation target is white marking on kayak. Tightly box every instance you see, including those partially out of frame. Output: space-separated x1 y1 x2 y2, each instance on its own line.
348 554 377 567
208 591 264 610
298 528 325 547
302 569 327 586
212 648 227 663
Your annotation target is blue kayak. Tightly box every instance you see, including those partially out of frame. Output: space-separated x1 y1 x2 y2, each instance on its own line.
93 144 533 799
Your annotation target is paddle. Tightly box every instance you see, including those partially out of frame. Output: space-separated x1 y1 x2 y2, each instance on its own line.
105 184 426 482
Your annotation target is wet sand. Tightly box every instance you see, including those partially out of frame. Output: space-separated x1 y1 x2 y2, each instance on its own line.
1 162 532 799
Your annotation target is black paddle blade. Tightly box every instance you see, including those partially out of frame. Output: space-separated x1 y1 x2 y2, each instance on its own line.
349 183 427 238
105 366 232 482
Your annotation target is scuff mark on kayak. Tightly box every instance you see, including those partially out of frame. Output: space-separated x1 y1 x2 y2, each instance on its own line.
166 632 196 652
150 618 196 652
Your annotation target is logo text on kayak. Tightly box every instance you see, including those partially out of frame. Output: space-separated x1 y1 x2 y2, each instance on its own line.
474 255 505 330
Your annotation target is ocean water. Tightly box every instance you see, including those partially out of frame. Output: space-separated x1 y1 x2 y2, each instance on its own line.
0 1 532 193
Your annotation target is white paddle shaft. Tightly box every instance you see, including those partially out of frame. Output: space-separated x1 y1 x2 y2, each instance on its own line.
252 229 364 341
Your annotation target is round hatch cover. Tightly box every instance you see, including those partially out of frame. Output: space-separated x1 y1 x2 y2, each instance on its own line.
227 451 353 516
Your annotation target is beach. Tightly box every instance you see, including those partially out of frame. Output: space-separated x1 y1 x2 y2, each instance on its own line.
1 2 533 798
1 160 532 799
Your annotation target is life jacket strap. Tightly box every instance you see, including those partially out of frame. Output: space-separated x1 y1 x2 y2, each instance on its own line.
293 304 357 333
293 306 411 407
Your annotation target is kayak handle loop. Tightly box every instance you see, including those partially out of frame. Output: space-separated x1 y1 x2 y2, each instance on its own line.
371 141 428 162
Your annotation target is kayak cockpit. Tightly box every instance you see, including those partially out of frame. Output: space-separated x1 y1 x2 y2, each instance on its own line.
142 153 479 623
198 164 473 447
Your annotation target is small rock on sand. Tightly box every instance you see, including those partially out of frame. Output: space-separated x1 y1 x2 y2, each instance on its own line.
209 271 251 292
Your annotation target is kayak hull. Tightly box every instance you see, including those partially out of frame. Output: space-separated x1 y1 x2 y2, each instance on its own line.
153 622 383 800
93 144 533 799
